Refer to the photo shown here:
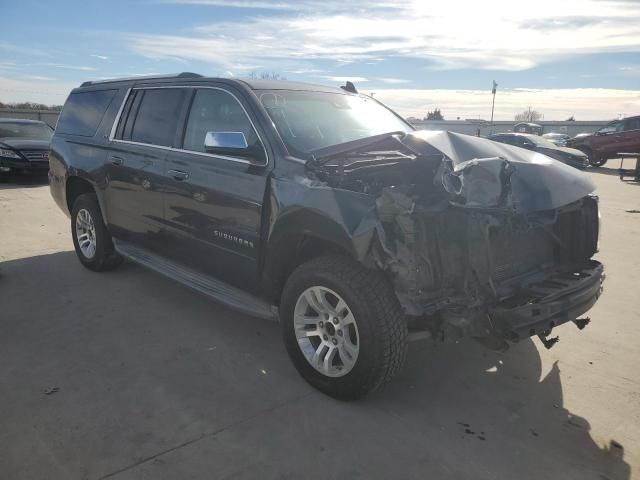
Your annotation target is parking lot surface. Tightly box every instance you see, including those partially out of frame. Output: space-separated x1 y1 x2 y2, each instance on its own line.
1 167 638 480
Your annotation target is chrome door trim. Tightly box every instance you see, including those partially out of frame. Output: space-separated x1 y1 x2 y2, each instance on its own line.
108 85 270 167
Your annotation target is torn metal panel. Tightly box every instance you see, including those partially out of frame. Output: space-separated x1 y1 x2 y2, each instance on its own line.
277 129 604 347
405 130 596 212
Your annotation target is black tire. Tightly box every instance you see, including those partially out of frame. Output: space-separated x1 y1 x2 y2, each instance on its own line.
578 147 607 167
71 193 122 272
281 255 407 400
590 157 607 167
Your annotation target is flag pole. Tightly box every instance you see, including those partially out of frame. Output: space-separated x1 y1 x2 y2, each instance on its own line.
490 80 498 135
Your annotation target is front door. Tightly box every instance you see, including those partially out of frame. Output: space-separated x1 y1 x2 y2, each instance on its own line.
104 87 187 251
161 86 271 292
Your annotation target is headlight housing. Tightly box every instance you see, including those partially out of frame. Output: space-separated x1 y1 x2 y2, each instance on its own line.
0 148 21 159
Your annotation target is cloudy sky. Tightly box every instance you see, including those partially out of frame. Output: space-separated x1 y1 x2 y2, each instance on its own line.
2 0 639 120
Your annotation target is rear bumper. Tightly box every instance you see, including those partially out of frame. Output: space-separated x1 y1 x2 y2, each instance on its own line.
490 261 604 341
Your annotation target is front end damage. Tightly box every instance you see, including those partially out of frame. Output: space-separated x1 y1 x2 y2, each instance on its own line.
308 130 604 350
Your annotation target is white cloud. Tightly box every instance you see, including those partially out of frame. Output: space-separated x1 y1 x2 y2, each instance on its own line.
90 54 109 60
158 0 296 8
373 88 640 121
130 0 640 71
0 76 76 104
377 78 409 84
43 63 96 71
321 76 368 83
20 75 56 81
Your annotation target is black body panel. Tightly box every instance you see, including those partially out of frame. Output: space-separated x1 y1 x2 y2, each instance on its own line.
49 74 604 345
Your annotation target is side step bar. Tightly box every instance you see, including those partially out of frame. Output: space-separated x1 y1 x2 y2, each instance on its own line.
114 241 278 321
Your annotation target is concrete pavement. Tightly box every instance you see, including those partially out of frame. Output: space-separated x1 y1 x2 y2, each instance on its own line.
0 168 638 479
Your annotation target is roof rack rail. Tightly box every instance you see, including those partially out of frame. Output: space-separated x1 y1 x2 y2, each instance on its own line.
80 72 203 87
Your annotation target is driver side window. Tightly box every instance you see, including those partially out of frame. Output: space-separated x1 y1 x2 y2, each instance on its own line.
183 88 259 154
599 122 623 134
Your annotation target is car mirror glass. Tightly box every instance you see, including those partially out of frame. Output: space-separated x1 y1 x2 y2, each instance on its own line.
204 131 267 165
205 131 248 150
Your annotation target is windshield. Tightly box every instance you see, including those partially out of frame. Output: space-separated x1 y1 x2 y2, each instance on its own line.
258 90 412 157
0 122 53 140
525 135 558 148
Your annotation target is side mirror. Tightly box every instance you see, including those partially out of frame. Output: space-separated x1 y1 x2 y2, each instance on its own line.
204 131 266 165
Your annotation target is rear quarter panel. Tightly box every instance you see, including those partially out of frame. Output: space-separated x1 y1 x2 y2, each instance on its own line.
49 86 130 220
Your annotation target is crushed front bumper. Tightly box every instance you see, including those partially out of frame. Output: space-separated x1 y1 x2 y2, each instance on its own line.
490 261 604 341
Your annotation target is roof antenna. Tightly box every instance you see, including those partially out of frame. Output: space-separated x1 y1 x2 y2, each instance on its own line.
341 81 358 94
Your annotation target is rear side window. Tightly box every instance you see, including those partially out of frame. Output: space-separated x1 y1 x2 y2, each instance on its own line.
625 118 640 131
57 89 117 137
121 89 186 147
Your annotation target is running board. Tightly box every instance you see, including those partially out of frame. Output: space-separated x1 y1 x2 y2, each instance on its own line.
114 241 278 321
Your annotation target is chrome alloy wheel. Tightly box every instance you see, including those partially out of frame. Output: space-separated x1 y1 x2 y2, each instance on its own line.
293 286 360 377
75 208 97 259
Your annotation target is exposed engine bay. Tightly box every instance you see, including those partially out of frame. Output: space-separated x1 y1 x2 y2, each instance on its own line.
307 130 604 349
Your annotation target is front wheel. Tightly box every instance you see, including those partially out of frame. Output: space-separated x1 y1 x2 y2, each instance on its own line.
281 255 407 400
589 157 608 167
578 147 607 167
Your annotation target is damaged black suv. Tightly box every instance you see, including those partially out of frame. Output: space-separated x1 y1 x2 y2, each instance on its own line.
49 74 604 399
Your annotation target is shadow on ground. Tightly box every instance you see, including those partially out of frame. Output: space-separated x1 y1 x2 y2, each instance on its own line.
0 173 48 190
0 251 631 480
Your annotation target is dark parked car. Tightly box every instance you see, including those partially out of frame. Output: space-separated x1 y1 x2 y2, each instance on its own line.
567 115 640 167
489 132 589 169
0 119 53 177
49 73 604 399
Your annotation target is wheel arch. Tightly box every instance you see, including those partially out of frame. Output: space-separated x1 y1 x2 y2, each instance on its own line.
65 176 108 225
262 229 360 305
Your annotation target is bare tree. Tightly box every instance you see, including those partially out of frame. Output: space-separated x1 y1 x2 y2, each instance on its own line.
514 106 542 122
248 71 287 80
1 101 62 111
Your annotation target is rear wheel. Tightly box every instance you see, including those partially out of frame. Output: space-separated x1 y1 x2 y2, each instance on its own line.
71 193 122 272
281 255 407 400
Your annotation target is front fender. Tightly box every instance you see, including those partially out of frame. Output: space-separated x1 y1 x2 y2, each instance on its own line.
267 176 379 260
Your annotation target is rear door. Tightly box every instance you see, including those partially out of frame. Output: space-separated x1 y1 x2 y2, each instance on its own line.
620 117 640 153
160 86 271 292
592 121 624 158
106 87 188 251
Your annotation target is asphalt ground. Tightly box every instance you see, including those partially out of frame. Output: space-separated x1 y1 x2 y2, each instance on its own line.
0 166 638 479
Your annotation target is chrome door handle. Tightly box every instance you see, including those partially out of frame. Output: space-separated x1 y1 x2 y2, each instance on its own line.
168 169 189 181
110 156 124 166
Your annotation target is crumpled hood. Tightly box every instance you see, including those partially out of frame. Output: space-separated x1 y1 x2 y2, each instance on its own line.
401 130 595 213
0 137 50 151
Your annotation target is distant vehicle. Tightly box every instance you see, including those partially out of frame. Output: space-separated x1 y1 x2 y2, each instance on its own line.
0 119 53 177
514 122 543 135
566 115 640 167
489 132 589 169
572 132 591 140
542 132 570 147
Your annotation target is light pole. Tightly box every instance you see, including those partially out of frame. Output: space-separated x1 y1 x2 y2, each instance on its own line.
489 80 498 135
